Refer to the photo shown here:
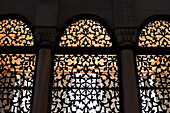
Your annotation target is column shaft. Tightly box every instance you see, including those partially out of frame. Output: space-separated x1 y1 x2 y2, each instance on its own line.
32 48 51 113
121 49 140 113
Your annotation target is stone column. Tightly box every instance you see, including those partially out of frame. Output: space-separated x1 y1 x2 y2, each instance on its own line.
32 27 56 113
116 28 140 113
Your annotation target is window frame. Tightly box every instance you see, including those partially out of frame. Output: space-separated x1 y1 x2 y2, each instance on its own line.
134 15 170 113
0 13 38 113
49 14 124 113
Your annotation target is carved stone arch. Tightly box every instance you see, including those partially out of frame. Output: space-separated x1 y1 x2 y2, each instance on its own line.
0 13 37 46
136 14 170 47
56 14 116 48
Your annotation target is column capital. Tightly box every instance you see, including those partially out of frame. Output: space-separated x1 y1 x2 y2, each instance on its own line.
35 27 57 48
116 27 137 47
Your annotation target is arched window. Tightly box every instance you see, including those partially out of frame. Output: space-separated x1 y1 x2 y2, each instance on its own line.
0 14 36 113
136 16 170 112
51 15 121 113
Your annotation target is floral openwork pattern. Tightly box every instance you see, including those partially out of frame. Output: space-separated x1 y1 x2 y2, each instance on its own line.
138 20 170 47
51 54 120 113
137 19 170 113
59 19 112 47
0 54 36 113
0 19 34 46
137 55 170 112
0 17 36 113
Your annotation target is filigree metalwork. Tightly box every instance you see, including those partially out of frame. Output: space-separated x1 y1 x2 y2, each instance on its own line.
0 19 34 46
59 19 112 47
136 55 170 112
51 54 120 113
138 20 170 47
0 54 36 113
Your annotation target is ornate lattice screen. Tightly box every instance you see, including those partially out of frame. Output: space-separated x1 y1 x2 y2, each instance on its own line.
0 16 36 113
59 19 112 47
51 18 121 113
136 19 170 112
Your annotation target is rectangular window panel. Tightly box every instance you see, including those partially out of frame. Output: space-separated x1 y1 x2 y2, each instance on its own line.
136 55 170 112
51 54 120 113
0 54 36 113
